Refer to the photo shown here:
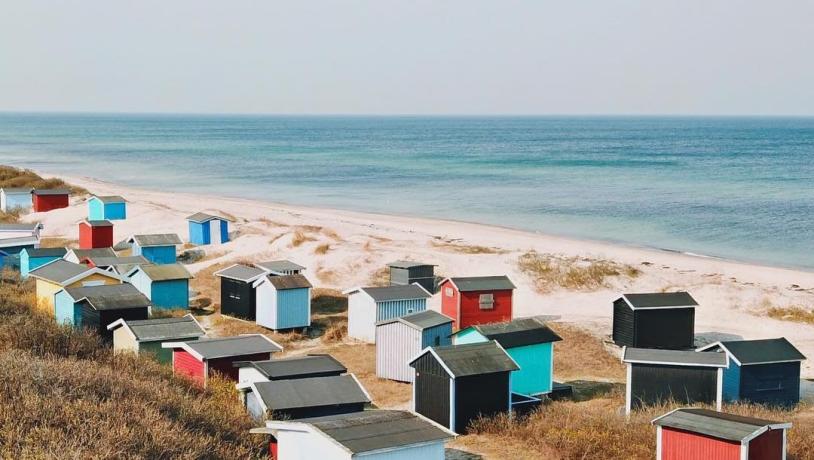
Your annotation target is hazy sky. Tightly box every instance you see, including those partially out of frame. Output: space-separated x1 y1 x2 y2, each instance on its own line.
1 1 812 115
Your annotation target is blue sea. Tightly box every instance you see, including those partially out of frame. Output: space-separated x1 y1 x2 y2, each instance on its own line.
0 113 812 270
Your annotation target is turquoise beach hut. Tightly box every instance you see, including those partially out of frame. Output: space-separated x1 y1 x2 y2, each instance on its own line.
126 234 183 265
88 195 127 221
452 316 562 397
186 212 231 245
126 263 192 309
20 247 67 279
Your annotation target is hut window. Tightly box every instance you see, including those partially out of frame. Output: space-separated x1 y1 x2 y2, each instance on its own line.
479 293 494 310
230 292 241 300
434 336 441 346
445 287 453 297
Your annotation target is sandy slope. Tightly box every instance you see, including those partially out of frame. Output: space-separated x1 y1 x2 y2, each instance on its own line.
25 172 814 378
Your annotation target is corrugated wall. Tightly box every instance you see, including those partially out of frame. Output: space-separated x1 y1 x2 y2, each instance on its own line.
422 323 452 348
151 279 189 309
376 322 421 382
376 298 427 322
274 288 310 329
660 427 740 460
612 299 635 346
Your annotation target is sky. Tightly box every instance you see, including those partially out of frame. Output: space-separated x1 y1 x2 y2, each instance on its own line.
1 1 813 116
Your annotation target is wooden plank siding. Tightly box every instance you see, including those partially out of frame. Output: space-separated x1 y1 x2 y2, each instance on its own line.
220 277 256 320
376 322 421 382
412 353 450 429
612 298 635 346
739 361 801 407
174 349 205 386
630 364 718 410
660 427 740 460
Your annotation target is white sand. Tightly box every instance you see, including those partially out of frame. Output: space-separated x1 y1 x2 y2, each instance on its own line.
25 172 814 378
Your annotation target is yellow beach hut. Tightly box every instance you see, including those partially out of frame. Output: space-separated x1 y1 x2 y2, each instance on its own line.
29 259 123 315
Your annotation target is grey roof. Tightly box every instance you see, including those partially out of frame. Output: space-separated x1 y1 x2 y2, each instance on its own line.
296 410 453 453
623 347 727 367
621 292 698 309
29 259 92 284
376 310 453 330
448 276 516 292
238 354 347 379
266 274 312 290
23 247 67 258
65 284 150 311
255 260 305 273
358 284 431 302
113 315 204 341
135 263 192 281
215 264 267 282
83 219 113 227
413 341 519 378
0 187 33 193
32 189 70 195
186 212 231 223
252 375 369 412
182 335 281 359
715 338 806 365
463 317 562 348
653 408 789 442
0 235 39 248
113 239 131 251
70 247 117 260
0 223 41 231
91 195 126 204
88 255 150 268
129 233 183 247
386 260 436 269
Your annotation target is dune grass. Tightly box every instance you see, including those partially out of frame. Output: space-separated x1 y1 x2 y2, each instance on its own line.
518 250 641 293
767 306 814 325
313 243 331 255
0 165 86 195
290 230 316 248
431 239 508 255
553 323 625 382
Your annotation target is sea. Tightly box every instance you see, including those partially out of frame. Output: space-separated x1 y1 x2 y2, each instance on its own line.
0 113 812 270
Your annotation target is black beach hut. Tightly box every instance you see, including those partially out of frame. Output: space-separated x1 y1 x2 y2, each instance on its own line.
387 260 437 293
67 284 151 342
612 292 698 349
214 264 267 320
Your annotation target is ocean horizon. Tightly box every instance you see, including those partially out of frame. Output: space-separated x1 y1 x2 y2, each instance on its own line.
1 112 812 270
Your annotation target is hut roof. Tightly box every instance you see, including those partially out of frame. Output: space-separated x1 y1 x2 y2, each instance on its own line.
32 189 70 195
346 284 431 302
699 338 806 365
64 284 150 311
83 219 113 227
652 408 790 442
444 276 516 292
0 187 33 193
91 195 127 204
0 236 39 249
69 247 117 260
623 347 727 367
214 264 267 282
163 334 282 360
255 260 305 273
23 247 67 258
0 223 42 232
619 292 698 310
107 314 204 341
457 316 562 348
411 341 519 378
133 263 192 281
386 260 436 269
235 354 346 379
127 233 183 247
376 310 453 330
29 259 94 284
264 274 312 290
248 374 370 411
186 212 232 223
87 255 149 268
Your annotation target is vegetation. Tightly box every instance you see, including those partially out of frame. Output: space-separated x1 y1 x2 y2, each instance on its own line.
313 243 331 255
431 239 508 255
0 165 86 195
289 230 316 247
518 250 641 293
767 306 814 325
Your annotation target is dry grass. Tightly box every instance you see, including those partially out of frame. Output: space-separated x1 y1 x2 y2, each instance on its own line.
767 306 814 325
368 266 390 286
39 237 78 249
553 323 625 382
0 165 87 195
189 262 229 310
313 243 331 255
0 208 23 223
209 314 306 345
322 228 342 241
290 230 316 248
315 264 339 284
518 250 641 293
431 239 508 255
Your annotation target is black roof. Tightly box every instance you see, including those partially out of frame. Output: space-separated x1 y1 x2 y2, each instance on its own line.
174 335 281 359
447 276 516 292
376 310 453 330
462 316 562 348
411 341 519 378
387 260 436 269
714 338 806 365
251 374 370 412
70 247 117 260
214 264 267 282
236 354 346 379
621 292 698 309
110 314 205 341
355 284 431 302
83 219 113 227
24 247 67 258
623 347 727 367
652 408 790 442
65 284 151 311
295 410 453 454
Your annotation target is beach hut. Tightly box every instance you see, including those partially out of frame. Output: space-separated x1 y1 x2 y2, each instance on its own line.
214 264 267 321
126 233 183 264
345 284 432 343
0 188 33 212
622 347 727 414
20 247 66 279
387 260 437 293
84 255 150 276
254 260 306 276
79 219 114 249
162 335 283 387
375 310 453 382
0 222 43 239
252 274 313 330
452 316 562 397
107 314 205 363
237 374 371 421
87 195 127 221
29 259 122 314
31 189 70 212
126 263 192 309
236 354 347 385
409 341 519 434
187 212 231 245
0 236 38 269
63 247 116 264
251 410 455 460
613 292 698 350
439 276 516 329
652 408 791 460
697 338 806 407
53 284 150 341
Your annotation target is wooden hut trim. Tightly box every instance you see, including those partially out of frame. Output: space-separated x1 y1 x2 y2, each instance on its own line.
618 292 698 310
697 340 807 366
214 263 267 283
342 283 432 301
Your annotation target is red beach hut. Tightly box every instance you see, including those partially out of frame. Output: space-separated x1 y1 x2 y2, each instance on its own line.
439 276 516 329
32 189 70 212
79 220 114 249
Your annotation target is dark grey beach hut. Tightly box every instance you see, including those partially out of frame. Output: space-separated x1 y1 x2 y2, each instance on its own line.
254 260 305 276
235 354 347 384
409 341 518 434
375 310 453 382
214 264 267 321
613 292 698 349
67 284 151 341
387 260 437 293
622 346 727 414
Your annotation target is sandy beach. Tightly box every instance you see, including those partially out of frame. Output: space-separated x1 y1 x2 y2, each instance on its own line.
25 171 814 378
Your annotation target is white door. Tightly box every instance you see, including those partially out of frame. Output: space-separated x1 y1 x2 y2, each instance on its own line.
209 220 221 244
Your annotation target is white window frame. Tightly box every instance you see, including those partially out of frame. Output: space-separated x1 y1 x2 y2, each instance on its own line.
445 287 454 297
479 293 494 310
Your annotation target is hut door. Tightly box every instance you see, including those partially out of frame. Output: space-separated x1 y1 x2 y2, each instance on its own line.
209 220 221 244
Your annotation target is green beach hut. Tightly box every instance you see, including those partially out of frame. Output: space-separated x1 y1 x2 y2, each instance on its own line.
451 316 562 397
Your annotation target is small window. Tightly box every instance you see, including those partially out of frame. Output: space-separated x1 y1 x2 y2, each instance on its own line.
479 293 494 310
434 336 441 346
406 308 414 314
445 287 454 297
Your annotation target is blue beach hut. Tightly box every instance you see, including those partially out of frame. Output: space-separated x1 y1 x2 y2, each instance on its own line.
20 247 67 279
126 234 183 264
452 316 562 397
186 212 231 245
87 195 127 221
126 263 192 309
252 274 313 330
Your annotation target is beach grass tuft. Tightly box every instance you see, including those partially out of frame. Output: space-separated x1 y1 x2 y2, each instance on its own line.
518 250 641 293
431 239 508 255
313 243 331 255
767 306 814 325
0 165 87 196
290 230 316 248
